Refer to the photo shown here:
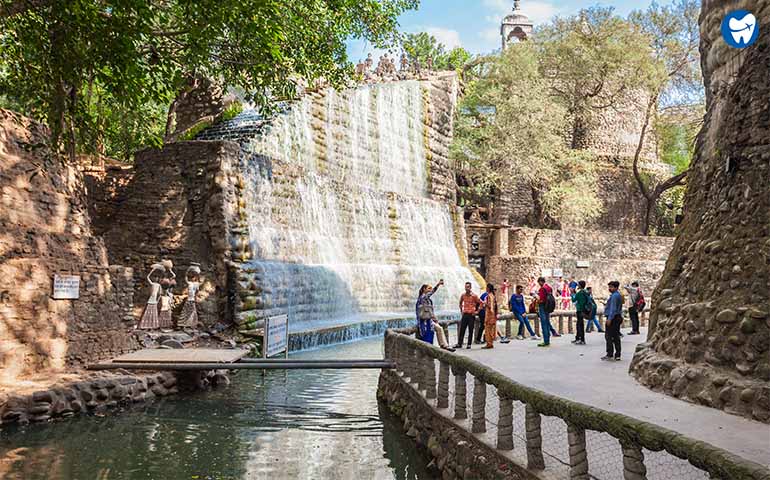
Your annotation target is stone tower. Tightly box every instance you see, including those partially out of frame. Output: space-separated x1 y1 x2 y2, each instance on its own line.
501 0 534 50
630 0 769 423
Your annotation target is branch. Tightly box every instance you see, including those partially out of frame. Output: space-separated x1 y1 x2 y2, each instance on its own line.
652 169 688 197
631 92 659 201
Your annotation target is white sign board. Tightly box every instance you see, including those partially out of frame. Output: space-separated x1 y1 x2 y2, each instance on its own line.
552 268 564 278
541 268 552 278
265 314 289 358
53 275 80 299
576 260 591 268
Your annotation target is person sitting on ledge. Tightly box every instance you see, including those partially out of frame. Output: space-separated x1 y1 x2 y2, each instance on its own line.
416 280 455 352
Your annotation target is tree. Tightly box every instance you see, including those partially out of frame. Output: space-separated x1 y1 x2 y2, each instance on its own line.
537 7 664 149
628 0 702 235
401 32 471 72
451 43 602 229
0 0 416 159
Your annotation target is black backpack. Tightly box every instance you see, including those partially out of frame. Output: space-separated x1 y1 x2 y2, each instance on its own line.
545 292 557 313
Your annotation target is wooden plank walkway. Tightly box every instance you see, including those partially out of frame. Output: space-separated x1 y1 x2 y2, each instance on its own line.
110 348 249 364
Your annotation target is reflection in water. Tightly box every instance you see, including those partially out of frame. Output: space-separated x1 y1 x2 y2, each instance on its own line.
0 338 435 480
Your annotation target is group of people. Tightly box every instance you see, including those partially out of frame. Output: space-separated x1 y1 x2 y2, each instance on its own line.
415 277 646 362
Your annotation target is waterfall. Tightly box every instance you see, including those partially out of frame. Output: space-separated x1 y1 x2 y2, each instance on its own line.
230 80 478 332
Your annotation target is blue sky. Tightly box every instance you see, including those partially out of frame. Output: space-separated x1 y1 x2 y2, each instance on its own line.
347 0 678 60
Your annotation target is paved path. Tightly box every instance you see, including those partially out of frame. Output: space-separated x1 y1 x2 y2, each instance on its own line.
455 327 770 468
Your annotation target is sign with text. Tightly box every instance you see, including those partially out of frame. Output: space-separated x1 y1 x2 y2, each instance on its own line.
576 260 590 268
53 275 80 299
265 314 289 358
552 268 564 278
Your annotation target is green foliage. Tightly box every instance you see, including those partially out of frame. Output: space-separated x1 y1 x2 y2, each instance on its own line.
655 108 702 174
221 102 244 123
537 7 665 146
451 43 602 228
0 0 416 157
401 32 471 71
654 185 685 236
178 120 212 142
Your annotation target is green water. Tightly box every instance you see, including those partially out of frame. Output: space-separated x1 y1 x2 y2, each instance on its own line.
0 338 435 480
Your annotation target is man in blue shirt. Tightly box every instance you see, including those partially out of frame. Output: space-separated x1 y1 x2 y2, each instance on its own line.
474 291 488 344
602 281 624 361
510 285 538 340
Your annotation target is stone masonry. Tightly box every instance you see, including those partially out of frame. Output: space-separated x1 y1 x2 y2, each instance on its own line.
630 0 770 423
0 109 138 382
101 141 242 327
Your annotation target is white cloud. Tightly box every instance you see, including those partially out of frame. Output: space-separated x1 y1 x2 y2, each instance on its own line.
480 27 501 43
424 27 463 49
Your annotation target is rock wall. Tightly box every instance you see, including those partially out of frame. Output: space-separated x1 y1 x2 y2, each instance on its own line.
101 141 242 327
476 227 673 299
0 110 138 382
630 0 770 423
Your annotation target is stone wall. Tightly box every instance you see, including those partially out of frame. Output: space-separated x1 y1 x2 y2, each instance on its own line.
165 76 226 143
81 162 134 236
630 0 770 423
492 160 672 233
101 141 242 327
0 109 138 382
480 228 674 299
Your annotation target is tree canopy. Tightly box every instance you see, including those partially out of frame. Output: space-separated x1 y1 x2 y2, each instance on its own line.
401 32 471 72
0 0 416 159
452 43 602 229
536 6 665 149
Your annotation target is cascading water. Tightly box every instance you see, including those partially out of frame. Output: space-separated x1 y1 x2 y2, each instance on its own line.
226 79 479 332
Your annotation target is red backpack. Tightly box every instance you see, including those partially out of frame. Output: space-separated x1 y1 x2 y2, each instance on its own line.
635 290 646 312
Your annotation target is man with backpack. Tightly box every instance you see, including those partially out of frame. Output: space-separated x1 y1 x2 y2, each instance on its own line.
572 280 589 345
624 281 645 335
536 277 556 347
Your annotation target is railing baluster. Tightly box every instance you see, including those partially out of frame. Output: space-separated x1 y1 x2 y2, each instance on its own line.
452 366 467 419
534 314 541 337
568 424 589 479
472 377 486 433
525 404 545 470
416 349 425 392
437 361 450 408
497 394 514 450
558 314 564 334
425 354 437 399
622 442 648 480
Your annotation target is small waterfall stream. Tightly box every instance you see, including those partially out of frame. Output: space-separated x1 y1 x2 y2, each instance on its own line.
215 80 478 333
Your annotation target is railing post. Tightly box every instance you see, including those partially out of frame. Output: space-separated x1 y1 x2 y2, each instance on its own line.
568 424 589 479
497 394 514 450
437 361 450 408
534 314 541 337
568 314 574 334
425 354 437 399
525 404 545 470
472 377 486 433
505 315 512 338
622 442 648 480
415 349 425 392
443 323 451 345
558 314 564 334
452 366 467 419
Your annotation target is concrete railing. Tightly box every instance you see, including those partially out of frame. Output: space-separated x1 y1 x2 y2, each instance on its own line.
383 327 770 480
496 309 651 338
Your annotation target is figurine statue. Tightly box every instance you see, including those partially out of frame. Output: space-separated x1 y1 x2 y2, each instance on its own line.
158 260 176 329
178 263 202 329
137 263 164 329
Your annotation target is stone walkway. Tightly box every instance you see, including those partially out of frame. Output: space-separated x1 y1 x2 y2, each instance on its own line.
455 327 770 468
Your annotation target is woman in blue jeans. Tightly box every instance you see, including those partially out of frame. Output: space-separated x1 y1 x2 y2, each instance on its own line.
585 287 604 333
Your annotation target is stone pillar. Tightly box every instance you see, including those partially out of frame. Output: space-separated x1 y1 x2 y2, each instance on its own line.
491 228 509 257
415 349 425 392
622 443 647 480
505 315 512 339
472 377 487 433
525 404 545 470
425 355 437 399
437 361 450 408
568 424 589 479
497 394 514 450
629 1 770 422
534 315 541 336
452 366 467 419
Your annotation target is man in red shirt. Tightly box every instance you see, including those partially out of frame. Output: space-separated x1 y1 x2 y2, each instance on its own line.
536 277 561 346
454 282 482 349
